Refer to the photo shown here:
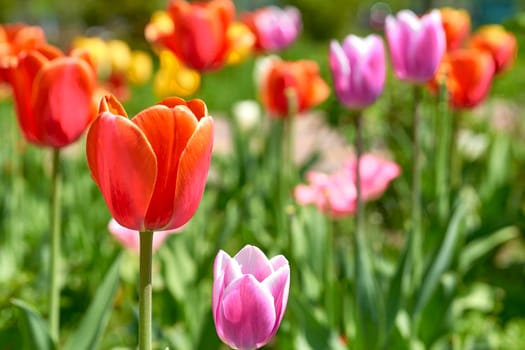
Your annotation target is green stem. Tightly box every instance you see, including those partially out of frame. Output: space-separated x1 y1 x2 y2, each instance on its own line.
139 230 153 350
49 148 61 343
284 87 298 184
436 82 451 223
354 112 364 238
410 86 423 334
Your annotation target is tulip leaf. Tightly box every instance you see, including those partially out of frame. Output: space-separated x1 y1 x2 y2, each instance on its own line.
384 234 410 344
353 229 383 349
413 200 468 321
11 299 56 350
459 226 519 275
63 254 122 350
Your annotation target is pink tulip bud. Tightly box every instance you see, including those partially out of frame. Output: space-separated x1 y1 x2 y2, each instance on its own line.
108 218 182 254
385 9 445 83
213 245 290 350
243 6 302 52
329 34 386 109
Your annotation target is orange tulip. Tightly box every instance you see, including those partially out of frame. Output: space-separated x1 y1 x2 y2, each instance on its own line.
146 0 235 71
439 7 470 51
433 48 494 109
0 23 46 81
6 44 97 147
468 24 517 74
86 95 214 231
259 58 329 117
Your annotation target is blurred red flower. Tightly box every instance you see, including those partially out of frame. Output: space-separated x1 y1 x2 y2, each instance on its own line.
439 7 471 51
146 0 237 71
431 48 495 109
6 44 97 148
468 25 517 75
0 23 46 82
259 57 329 117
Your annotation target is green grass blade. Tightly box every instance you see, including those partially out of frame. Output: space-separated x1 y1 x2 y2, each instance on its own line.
64 254 122 350
412 202 467 321
12 299 56 350
459 226 519 275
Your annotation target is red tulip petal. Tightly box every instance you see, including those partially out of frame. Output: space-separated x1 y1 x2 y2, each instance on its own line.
158 97 208 120
9 50 48 145
166 115 213 229
86 112 157 230
132 105 198 229
99 94 128 117
33 57 96 147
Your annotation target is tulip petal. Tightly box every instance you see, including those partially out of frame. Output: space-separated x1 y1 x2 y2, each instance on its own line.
132 105 198 229
86 112 157 230
99 94 128 117
33 57 96 147
9 51 48 145
262 263 290 336
165 115 214 229
217 275 276 350
234 245 273 282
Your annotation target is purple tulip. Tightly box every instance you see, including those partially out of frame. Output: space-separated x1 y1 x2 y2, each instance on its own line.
385 9 446 83
213 245 290 350
329 34 386 109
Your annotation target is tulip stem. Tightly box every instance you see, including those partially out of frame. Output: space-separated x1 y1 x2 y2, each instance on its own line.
284 87 298 183
436 81 451 223
139 230 154 350
49 148 61 343
411 86 423 287
354 112 364 239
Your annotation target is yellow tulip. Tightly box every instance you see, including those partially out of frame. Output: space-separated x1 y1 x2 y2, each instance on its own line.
153 50 200 97
107 39 132 74
127 50 153 85
226 22 255 65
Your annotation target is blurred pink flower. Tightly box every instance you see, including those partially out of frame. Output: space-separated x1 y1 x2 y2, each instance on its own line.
243 6 301 52
295 154 401 218
385 9 445 83
329 34 386 109
108 218 182 254
213 245 290 350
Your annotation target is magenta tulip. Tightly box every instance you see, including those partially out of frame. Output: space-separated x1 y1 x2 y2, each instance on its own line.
329 34 386 109
385 9 445 83
213 245 290 350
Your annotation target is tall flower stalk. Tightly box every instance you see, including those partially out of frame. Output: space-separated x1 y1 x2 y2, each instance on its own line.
139 230 153 350
49 148 61 342
411 87 423 282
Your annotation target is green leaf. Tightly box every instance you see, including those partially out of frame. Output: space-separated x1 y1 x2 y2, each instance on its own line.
413 201 468 321
353 229 383 349
63 255 122 350
11 299 56 350
384 234 411 344
459 226 519 274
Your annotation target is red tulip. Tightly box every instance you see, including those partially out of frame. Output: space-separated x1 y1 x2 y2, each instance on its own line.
439 7 471 51
6 44 97 147
432 48 495 109
86 95 214 231
0 23 46 82
259 57 329 117
146 0 235 71
468 25 517 75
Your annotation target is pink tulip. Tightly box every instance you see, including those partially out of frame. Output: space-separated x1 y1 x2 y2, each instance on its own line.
385 10 445 83
108 218 182 254
294 154 401 218
213 245 290 350
329 34 386 109
243 6 301 52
